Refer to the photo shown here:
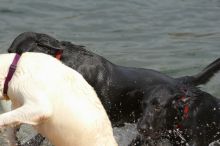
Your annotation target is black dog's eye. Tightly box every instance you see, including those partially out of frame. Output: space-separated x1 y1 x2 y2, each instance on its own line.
151 98 159 105
150 98 162 112
154 105 161 111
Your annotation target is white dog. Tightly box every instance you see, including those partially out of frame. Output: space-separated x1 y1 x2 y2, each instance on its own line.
0 53 117 146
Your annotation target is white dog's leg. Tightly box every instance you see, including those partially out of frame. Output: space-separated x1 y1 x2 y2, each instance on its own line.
0 104 51 146
0 105 51 128
0 101 18 146
4 127 18 146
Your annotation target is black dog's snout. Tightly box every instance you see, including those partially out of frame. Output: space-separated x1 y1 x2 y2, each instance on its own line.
138 123 148 132
137 120 152 134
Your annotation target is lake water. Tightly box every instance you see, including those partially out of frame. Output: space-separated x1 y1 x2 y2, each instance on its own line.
0 0 220 145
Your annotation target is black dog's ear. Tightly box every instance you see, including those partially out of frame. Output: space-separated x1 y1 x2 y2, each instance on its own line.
8 32 63 54
36 33 63 51
125 89 145 110
164 93 180 108
8 32 37 54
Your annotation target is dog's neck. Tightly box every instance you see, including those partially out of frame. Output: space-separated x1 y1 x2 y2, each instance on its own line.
174 88 192 129
171 88 220 145
0 53 18 100
3 54 20 100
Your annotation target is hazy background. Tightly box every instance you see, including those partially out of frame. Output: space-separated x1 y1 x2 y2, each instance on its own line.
0 0 220 145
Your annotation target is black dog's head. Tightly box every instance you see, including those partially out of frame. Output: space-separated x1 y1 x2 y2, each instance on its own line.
8 32 63 55
137 85 179 140
137 84 220 145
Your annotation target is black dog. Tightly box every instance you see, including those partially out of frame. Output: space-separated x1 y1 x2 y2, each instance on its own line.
8 32 220 125
8 32 220 145
130 84 220 146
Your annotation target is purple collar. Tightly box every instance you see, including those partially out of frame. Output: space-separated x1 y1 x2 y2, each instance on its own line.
3 54 21 100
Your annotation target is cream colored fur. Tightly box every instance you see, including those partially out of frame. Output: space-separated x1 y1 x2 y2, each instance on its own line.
0 53 117 146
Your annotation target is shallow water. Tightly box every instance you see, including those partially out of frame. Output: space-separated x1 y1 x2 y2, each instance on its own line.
0 0 220 145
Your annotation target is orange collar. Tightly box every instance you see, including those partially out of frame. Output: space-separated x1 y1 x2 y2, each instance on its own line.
55 50 63 60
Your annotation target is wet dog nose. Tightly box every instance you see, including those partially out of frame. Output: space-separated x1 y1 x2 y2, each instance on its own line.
138 123 147 131
137 122 151 133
